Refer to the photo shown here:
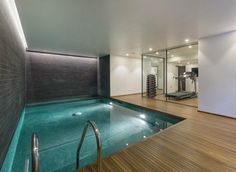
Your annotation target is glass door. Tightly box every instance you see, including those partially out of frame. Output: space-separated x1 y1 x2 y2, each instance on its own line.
166 44 198 107
142 43 198 108
142 50 166 101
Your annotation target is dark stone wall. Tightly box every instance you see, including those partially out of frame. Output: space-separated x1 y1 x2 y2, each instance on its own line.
0 2 26 167
98 55 110 97
27 52 98 102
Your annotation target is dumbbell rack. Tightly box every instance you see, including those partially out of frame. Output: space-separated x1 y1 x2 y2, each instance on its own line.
146 74 157 98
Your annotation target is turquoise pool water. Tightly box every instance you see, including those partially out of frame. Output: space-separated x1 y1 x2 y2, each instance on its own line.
12 98 182 172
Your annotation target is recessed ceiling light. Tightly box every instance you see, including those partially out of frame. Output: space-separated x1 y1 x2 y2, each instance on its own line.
143 136 146 138
188 45 192 48
126 143 129 146
149 48 153 51
185 39 190 43
155 51 159 55
109 102 113 105
126 53 129 56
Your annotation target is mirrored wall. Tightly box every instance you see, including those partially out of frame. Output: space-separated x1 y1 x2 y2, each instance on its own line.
142 50 166 101
142 43 198 107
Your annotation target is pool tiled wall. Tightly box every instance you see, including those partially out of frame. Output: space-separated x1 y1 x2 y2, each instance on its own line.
98 55 110 97
26 52 98 102
0 1 26 167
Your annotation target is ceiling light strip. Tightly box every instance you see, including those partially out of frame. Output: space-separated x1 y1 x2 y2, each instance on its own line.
6 0 28 48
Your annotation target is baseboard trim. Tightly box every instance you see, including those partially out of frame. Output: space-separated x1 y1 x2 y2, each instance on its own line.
112 93 142 97
197 110 235 119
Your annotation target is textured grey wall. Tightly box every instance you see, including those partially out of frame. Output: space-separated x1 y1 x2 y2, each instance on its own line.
27 52 98 102
0 3 26 167
98 55 110 97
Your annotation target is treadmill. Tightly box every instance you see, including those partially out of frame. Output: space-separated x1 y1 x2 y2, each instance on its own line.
166 72 197 100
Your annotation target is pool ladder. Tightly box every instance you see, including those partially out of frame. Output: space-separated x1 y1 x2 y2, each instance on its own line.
32 133 39 172
76 120 102 172
30 121 102 172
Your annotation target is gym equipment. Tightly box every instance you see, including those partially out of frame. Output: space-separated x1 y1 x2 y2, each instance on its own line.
166 71 197 100
146 74 157 98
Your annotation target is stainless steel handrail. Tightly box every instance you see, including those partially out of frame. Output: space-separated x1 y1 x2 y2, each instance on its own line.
32 133 39 172
76 120 102 172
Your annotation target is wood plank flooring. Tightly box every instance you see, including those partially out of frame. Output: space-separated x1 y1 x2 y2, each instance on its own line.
78 94 236 172
144 91 198 107
155 94 198 107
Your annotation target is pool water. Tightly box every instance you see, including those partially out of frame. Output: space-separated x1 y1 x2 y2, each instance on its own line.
12 98 182 172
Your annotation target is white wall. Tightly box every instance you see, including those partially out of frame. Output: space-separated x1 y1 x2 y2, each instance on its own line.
199 31 236 118
110 55 141 96
143 58 164 91
186 64 199 92
167 63 178 93
143 58 152 92
167 63 199 93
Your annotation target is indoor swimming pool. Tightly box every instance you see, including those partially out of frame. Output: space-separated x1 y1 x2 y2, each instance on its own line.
11 98 183 172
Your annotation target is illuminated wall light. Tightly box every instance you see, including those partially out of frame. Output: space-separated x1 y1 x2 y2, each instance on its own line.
155 122 160 126
188 45 192 48
109 102 113 105
143 136 146 138
72 112 83 116
75 112 82 115
126 53 129 56
140 120 146 124
149 48 153 51
126 143 129 146
139 114 146 119
155 51 159 55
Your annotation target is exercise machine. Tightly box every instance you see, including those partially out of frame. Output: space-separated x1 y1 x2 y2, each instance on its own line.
166 71 197 100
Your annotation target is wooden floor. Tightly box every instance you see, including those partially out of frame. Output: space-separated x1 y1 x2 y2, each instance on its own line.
79 94 236 172
155 94 198 107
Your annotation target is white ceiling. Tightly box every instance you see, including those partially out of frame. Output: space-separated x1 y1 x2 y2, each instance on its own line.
16 0 236 57
168 45 198 59
145 44 198 65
